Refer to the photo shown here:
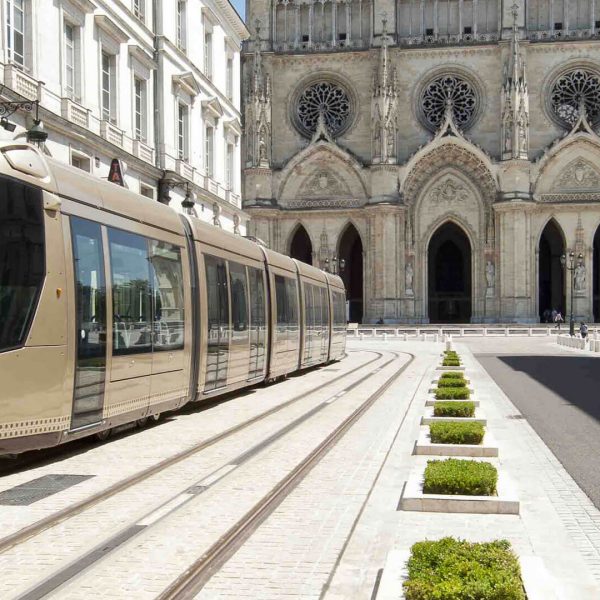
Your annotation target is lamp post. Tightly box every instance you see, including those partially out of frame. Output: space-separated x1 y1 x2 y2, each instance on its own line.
560 250 583 336
324 255 345 275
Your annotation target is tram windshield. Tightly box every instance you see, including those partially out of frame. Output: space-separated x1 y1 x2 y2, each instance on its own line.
0 179 45 352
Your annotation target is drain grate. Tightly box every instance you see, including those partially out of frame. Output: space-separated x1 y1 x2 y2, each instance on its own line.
0 474 94 506
507 414 526 420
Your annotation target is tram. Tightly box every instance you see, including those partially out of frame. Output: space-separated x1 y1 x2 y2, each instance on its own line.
0 142 346 454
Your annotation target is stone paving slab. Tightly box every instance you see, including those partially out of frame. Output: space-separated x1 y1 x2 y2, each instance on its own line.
325 339 600 600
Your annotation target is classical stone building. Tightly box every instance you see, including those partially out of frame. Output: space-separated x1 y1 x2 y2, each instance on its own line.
242 0 600 323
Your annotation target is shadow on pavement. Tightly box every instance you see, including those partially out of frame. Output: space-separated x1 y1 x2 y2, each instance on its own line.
497 355 600 421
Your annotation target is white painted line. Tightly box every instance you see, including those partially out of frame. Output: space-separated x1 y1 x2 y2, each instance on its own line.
137 494 191 526
197 463 238 487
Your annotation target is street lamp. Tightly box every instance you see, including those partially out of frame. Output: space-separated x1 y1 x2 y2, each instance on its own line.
324 256 345 275
560 250 583 336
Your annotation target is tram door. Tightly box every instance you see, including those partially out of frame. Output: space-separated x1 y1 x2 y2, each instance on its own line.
70 218 107 429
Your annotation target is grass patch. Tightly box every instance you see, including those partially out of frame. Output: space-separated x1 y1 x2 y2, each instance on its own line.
437 379 468 388
423 458 497 496
435 387 471 400
429 421 485 445
433 401 475 417
403 537 525 600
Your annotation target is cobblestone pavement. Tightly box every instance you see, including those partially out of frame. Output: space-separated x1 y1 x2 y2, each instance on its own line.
5 351 410 598
4 338 600 599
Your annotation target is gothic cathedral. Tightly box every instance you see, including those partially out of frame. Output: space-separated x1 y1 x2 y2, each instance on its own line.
242 0 600 324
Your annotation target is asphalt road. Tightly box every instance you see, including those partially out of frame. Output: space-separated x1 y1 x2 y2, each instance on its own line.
476 352 600 509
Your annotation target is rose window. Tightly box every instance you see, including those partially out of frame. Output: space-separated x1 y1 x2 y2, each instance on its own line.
420 75 478 131
550 68 600 128
296 81 352 137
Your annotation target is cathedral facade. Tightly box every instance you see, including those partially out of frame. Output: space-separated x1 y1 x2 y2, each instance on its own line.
241 0 600 323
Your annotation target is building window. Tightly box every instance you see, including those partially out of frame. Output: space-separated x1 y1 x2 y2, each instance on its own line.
226 57 233 100
140 183 154 199
71 153 91 172
549 67 600 129
133 0 145 22
295 80 352 138
204 31 212 79
177 103 189 160
64 22 80 100
176 1 186 51
226 143 234 190
101 51 117 123
6 0 25 67
134 77 147 141
205 124 214 177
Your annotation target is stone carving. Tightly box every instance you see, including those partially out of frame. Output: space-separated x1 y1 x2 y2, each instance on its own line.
575 263 586 291
420 74 478 131
302 170 351 198
556 158 600 190
550 68 600 128
233 213 240 235
212 202 222 228
428 177 470 205
485 260 495 297
296 81 352 137
405 262 414 295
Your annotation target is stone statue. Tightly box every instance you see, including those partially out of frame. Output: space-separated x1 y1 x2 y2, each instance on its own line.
386 125 395 161
486 260 495 289
518 114 527 155
233 213 241 235
575 263 586 291
212 203 222 228
405 262 414 295
503 119 512 154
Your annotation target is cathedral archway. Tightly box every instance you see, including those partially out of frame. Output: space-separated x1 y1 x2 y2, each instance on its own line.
338 224 363 323
289 225 313 265
538 220 566 321
428 222 472 323
594 226 600 322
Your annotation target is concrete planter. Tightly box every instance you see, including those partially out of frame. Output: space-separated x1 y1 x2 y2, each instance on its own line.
413 426 498 457
375 550 556 599
425 396 479 407
421 406 486 426
399 460 519 515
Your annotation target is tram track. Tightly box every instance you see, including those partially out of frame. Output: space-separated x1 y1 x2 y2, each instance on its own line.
8 349 412 600
157 350 415 599
0 350 383 556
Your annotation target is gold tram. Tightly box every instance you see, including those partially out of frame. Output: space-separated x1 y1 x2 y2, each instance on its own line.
0 142 346 454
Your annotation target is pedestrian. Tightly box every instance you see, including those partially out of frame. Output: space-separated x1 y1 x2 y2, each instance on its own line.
580 322 588 339
554 311 563 330
543 308 551 323
551 308 557 323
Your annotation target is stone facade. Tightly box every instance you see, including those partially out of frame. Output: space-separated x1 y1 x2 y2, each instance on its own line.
241 0 600 323
0 0 248 233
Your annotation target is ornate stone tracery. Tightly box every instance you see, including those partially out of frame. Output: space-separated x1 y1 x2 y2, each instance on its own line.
550 68 600 128
555 158 600 190
295 81 352 137
420 74 478 131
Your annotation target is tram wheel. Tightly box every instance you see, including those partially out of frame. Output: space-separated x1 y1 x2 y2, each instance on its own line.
136 417 148 428
95 428 111 441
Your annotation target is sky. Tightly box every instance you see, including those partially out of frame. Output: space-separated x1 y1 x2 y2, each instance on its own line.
231 0 245 21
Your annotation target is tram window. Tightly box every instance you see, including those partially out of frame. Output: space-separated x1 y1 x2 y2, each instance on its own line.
108 228 152 355
248 267 266 377
0 180 44 352
150 241 184 351
229 262 248 333
275 274 287 344
285 277 298 349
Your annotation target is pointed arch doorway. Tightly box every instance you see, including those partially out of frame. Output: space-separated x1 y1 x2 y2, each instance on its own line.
538 220 565 321
339 224 363 323
428 222 472 323
289 225 313 265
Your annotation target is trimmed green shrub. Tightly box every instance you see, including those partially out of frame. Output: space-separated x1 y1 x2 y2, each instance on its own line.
403 537 525 600
439 372 466 380
442 359 461 367
429 421 485 445
433 401 475 417
435 387 471 400
423 459 497 496
437 379 468 388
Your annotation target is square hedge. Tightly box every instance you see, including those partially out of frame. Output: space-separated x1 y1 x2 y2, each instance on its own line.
435 386 471 400
403 537 525 600
433 401 475 417
423 458 497 496
429 421 485 445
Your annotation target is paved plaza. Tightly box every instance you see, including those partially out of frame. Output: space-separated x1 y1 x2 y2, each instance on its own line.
0 337 599 598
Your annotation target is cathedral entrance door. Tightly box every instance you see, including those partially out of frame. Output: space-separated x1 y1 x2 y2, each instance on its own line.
339 224 363 323
428 222 472 323
538 220 565 322
290 225 313 265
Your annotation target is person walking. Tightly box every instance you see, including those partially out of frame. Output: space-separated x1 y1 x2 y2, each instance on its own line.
554 311 563 330
580 322 588 339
